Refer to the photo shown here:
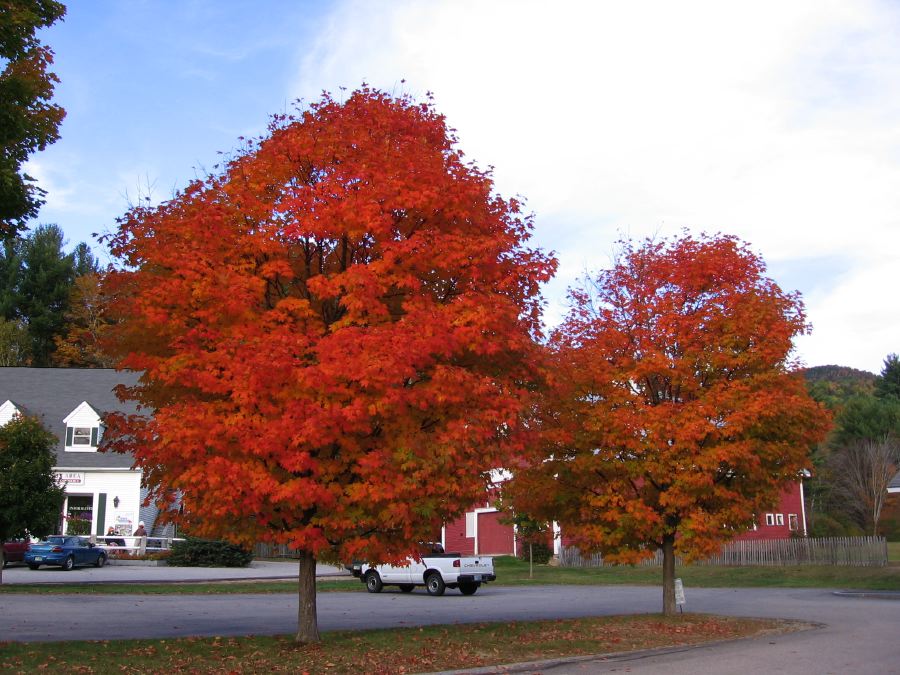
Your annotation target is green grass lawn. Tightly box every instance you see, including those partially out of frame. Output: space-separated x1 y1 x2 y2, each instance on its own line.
0 614 797 674
887 541 900 563
492 555 900 590
2 555 899 594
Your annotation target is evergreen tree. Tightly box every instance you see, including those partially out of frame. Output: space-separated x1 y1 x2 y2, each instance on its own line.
833 396 900 447
0 226 99 366
875 353 900 402
0 237 23 319
16 223 75 365
72 241 99 276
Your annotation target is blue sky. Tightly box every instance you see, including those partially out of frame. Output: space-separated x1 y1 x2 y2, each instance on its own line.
26 0 900 373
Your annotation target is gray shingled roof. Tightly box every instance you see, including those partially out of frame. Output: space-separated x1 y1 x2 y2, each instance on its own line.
0 367 142 468
889 470 900 493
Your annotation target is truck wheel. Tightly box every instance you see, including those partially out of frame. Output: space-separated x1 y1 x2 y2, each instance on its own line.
425 572 446 596
365 571 383 593
459 582 478 595
62 555 75 571
399 584 414 593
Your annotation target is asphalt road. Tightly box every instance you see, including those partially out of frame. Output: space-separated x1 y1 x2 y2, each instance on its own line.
1 583 899 673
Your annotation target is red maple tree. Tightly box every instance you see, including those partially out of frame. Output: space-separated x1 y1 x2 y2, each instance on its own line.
102 87 556 641
507 233 830 614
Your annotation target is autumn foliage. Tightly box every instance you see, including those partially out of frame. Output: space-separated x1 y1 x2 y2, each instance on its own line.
102 87 555 640
506 233 830 613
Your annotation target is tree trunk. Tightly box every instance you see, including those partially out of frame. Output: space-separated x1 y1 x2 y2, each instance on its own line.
529 542 533 579
661 534 676 616
295 551 320 643
0 547 5 585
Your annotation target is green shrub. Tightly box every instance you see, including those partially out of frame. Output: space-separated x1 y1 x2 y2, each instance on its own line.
167 537 253 567
65 518 91 536
808 513 865 538
517 540 553 565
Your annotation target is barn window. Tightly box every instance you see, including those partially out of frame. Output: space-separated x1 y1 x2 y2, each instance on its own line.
465 512 476 538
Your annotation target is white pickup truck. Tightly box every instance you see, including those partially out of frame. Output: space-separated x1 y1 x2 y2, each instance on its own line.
349 545 496 596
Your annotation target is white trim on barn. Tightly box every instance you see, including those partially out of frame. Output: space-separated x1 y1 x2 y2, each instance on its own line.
799 481 809 535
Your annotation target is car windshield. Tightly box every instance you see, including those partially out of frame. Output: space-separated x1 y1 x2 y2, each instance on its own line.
43 536 66 544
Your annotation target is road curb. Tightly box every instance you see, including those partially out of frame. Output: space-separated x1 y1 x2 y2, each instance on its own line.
833 590 900 600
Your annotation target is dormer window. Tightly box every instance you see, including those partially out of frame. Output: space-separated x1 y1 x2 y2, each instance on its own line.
70 426 97 447
63 401 103 452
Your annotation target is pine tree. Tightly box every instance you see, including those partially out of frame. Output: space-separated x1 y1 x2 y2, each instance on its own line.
875 353 900 402
15 224 75 365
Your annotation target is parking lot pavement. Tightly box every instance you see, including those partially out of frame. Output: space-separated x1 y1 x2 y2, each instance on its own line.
1 559 350 584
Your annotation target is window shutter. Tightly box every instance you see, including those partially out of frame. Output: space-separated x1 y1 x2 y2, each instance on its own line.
91 427 98 446
66 427 73 446
96 494 107 536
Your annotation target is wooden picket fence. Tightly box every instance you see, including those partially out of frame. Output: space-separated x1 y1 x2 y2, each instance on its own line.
559 536 888 568
253 541 300 559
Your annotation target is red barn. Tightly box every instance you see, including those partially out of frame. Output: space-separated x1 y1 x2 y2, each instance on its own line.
442 480 809 557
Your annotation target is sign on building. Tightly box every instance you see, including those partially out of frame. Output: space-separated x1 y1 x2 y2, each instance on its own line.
55 471 85 485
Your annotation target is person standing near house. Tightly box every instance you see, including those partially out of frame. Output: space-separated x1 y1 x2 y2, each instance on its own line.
106 526 126 546
133 522 147 537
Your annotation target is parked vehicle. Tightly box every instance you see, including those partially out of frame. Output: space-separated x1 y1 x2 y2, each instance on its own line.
24 536 107 571
350 545 496 596
2 539 30 566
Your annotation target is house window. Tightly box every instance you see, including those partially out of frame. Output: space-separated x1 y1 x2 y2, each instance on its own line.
788 514 799 531
776 513 785 526
765 513 775 526
66 426 99 449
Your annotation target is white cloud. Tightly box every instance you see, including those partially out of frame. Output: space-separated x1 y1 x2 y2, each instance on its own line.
291 0 900 373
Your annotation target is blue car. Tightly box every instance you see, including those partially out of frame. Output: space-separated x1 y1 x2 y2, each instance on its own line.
24 536 107 571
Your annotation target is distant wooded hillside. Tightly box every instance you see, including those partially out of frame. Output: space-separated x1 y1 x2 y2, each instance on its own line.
804 365 876 409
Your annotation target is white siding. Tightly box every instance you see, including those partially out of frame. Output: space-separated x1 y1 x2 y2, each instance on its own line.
63 401 101 426
61 470 142 535
0 400 21 426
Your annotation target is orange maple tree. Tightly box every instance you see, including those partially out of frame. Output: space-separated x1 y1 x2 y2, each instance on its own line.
53 272 116 367
101 87 555 642
506 233 830 614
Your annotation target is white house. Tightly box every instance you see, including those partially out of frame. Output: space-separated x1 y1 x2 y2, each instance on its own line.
0 367 159 537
